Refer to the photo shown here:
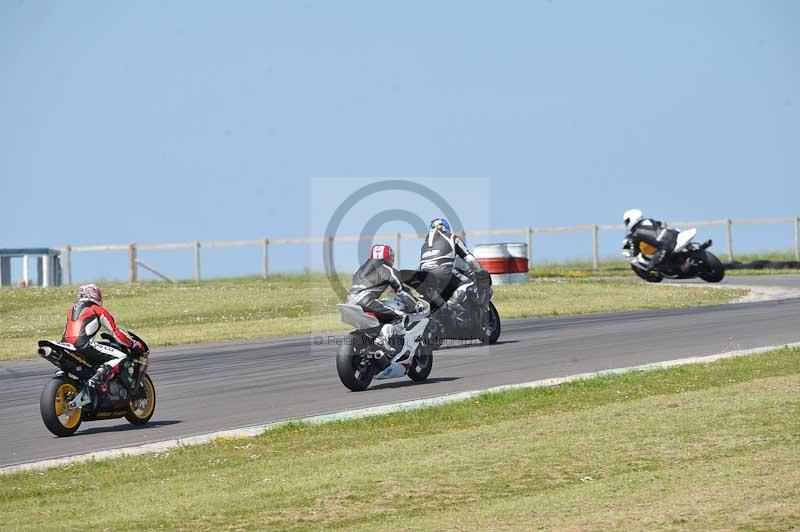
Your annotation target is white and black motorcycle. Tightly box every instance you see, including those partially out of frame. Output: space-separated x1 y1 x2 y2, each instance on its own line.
622 227 725 283
335 298 433 391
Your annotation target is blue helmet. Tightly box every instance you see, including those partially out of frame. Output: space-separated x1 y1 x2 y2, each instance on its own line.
429 218 451 235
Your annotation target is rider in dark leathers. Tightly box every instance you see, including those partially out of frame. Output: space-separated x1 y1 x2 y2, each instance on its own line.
623 209 678 272
418 218 489 318
347 244 418 352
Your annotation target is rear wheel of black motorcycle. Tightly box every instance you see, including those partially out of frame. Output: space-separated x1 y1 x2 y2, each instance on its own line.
408 345 433 381
698 251 725 283
40 376 83 437
480 302 501 345
125 374 156 425
631 264 663 283
336 339 373 391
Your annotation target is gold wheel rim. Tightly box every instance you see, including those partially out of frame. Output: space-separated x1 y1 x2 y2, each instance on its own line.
129 377 155 419
54 383 81 429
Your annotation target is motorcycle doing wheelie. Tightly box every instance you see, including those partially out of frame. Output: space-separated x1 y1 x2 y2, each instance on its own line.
37 332 156 436
336 297 433 391
622 227 725 283
400 268 501 348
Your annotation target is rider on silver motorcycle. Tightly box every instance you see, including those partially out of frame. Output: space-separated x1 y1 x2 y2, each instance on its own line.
623 209 679 273
346 244 421 353
418 218 490 320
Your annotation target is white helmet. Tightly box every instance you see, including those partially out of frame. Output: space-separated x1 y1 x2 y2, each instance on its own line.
623 209 643 232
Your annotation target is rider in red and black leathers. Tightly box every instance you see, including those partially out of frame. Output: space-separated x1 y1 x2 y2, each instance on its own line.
62 284 142 388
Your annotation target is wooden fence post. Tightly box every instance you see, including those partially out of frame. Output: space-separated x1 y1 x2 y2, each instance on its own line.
326 236 334 274
395 232 401 267
129 243 137 284
65 245 72 286
726 219 734 262
263 239 270 278
194 241 201 283
527 227 533 267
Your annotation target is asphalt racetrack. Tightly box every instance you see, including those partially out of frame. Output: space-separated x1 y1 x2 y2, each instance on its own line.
2 275 799 469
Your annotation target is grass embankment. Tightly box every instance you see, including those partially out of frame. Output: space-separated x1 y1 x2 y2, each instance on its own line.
2 348 798 530
0 276 741 361
536 250 800 278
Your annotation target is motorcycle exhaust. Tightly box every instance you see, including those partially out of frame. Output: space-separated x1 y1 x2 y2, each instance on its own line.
38 346 52 358
699 239 713 250
372 350 391 371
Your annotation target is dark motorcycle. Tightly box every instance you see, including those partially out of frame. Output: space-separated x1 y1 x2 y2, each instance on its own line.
622 227 725 283
400 269 501 348
37 332 155 436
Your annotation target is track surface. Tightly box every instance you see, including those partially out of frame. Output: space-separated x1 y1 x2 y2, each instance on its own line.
2 275 799 468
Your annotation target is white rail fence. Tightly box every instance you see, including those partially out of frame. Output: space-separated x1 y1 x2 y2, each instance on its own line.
59 216 800 285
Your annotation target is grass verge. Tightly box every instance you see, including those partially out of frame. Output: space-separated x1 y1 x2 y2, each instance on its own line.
0 276 741 361
1 347 798 530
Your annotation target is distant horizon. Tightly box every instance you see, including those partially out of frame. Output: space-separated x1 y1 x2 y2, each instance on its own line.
2 2 797 281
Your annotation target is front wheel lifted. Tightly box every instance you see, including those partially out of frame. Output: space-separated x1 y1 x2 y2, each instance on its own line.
40 376 83 437
336 336 374 391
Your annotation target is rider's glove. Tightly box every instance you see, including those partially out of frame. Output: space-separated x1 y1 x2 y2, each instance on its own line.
415 301 427 314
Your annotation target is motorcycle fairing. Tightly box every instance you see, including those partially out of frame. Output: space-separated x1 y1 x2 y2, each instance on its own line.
376 315 430 380
674 228 697 253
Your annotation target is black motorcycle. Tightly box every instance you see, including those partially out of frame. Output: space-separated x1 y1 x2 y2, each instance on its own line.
400 269 501 348
37 332 155 436
622 227 725 283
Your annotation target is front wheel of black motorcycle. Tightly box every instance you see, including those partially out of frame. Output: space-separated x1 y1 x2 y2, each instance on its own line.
40 376 83 437
408 345 433 382
698 252 725 283
480 302 501 345
336 338 373 391
125 374 156 425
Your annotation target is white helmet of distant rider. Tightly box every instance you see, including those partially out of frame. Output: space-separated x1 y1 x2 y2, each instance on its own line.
623 209 643 232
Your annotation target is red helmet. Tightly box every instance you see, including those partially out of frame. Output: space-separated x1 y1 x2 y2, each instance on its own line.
370 244 395 267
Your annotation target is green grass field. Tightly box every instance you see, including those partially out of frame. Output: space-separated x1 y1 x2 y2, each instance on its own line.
0 275 742 361
1 347 797 530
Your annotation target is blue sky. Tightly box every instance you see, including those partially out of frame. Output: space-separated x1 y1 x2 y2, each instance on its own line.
1 1 798 280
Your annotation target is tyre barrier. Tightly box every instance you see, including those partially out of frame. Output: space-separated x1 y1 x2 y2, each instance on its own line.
724 260 800 270
474 243 529 284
